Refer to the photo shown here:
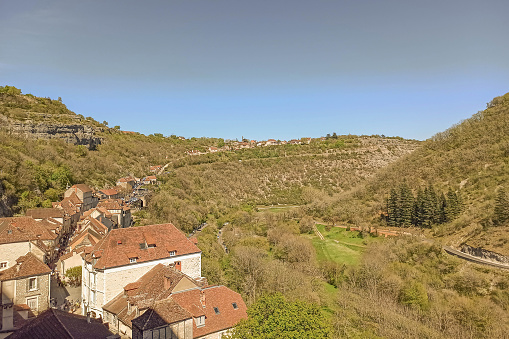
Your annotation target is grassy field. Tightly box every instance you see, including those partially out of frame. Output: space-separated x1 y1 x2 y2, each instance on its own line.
307 224 380 266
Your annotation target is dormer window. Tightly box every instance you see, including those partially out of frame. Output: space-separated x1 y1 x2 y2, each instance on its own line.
194 315 205 327
169 250 176 257
129 258 137 263
117 240 122 245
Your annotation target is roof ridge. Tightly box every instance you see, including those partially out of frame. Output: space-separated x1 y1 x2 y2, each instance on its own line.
52 309 74 338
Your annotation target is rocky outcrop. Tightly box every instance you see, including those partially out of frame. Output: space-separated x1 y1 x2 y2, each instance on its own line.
461 244 509 264
0 114 102 150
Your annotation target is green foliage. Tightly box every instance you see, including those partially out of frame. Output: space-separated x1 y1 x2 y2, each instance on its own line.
65 266 82 287
385 184 462 228
225 293 331 339
494 187 509 225
399 281 429 311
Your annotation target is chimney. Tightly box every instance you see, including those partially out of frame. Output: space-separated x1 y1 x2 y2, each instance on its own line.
164 276 172 291
200 290 206 308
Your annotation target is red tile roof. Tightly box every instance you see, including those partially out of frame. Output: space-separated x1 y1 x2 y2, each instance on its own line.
0 217 57 245
97 199 123 211
6 308 114 339
98 188 119 196
176 286 247 338
26 208 64 219
0 252 51 281
104 263 247 337
70 184 93 193
85 224 201 269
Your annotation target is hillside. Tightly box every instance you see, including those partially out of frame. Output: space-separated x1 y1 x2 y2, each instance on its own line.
0 86 419 219
328 92 509 256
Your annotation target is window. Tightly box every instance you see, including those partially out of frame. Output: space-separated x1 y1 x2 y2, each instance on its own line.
28 277 37 291
26 297 37 310
232 302 238 309
0 262 7 269
169 250 176 257
213 307 220 315
130 258 137 263
195 315 205 327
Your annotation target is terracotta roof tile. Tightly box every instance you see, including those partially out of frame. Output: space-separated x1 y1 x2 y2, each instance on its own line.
0 217 57 244
85 224 201 269
98 188 119 196
0 252 51 281
70 184 93 193
172 286 248 337
97 199 124 211
26 208 64 219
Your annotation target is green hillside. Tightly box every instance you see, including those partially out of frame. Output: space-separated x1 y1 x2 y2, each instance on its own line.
320 93 509 255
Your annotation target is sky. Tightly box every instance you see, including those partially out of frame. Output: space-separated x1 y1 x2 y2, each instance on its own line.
1 0 508 141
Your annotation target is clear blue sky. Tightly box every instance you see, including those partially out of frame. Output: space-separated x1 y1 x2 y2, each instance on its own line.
1 0 508 141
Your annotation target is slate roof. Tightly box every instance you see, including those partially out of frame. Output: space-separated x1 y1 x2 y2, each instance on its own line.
6 308 114 339
0 217 57 245
85 224 201 270
0 252 51 281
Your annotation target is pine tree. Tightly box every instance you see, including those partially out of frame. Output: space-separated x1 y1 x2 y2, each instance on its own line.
445 188 459 222
387 188 399 227
438 192 447 223
413 188 425 227
494 187 509 225
399 183 413 227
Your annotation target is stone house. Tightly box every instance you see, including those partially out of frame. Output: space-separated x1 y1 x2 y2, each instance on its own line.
0 217 58 270
97 188 121 200
81 224 202 319
96 199 132 229
0 252 51 334
116 177 137 190
103 264 247 339
64 184 99 213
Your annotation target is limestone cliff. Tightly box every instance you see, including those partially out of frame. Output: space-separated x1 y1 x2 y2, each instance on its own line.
0 113 103 150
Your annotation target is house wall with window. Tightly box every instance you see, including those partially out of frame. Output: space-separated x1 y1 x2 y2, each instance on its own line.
132 319 193 339
0 242 46 270
83 252 201 318
11 273 50 314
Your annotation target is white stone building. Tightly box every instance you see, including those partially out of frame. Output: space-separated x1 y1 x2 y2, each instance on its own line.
81 223 202 318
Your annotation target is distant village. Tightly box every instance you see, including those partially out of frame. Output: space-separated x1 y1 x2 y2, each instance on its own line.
184 137 314 156
0 170 247 338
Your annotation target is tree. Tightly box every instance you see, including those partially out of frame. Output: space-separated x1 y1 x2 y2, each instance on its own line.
494 187 509 225
398 183 413 227
65 266 82 287
225 293 330 339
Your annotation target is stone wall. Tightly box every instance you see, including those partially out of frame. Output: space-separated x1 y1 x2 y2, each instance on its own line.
13 273 50 314
461 244 509 264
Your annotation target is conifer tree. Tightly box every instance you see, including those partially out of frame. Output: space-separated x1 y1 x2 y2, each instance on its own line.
399 183 413 227
494 187 509 225
387 188 399 227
